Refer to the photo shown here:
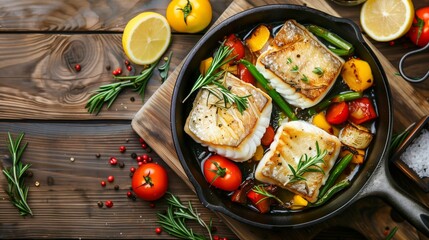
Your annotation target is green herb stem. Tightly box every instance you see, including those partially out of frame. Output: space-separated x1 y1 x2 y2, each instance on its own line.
307 91 363 116
2 132 33 216
252 185 284 205
288 141 327 183
239 59 298 121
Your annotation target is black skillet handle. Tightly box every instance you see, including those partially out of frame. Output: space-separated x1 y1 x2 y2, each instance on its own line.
357 159 429 236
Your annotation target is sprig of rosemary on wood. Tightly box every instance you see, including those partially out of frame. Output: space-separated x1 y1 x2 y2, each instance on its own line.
158 51 173 82
85 58 160 115
183 43 250 114
157 193 213 240
288 141 327 183
2 132 33 216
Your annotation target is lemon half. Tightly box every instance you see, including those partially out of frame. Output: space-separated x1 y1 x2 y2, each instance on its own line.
122 12 171 65
360 0 414 42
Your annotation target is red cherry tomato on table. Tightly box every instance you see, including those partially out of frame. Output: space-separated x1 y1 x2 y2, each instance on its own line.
408 7 429 47
224 34 245 62
348 97 377 125
238 63 256 85
203 155 242 192
325 101 349 125
132 163 168 201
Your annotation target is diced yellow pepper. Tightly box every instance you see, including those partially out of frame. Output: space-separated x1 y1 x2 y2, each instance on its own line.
252 145 264 161
312 112 339 136
221 63 238 76
291 194 308 209
245 25 271 52
340 148 365 164
341 58 374 92
199 57 213 75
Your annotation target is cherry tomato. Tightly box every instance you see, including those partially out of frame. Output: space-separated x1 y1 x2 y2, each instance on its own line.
325 101 349 125
261 125 275 146
132 163 168 201
238 63 256 85
166 0 212 33
348 97 377 125
203 155 242 191
408 7 429 47
224 34 245 62
247 189 271 213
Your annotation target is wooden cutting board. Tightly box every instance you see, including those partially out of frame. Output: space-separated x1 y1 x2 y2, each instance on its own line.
132 0 429 239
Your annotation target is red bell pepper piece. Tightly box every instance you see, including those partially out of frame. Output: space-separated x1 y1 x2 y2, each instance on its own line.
326 101 349 125
247 189 271 213
238 63 256 85
224 34 245 61
348 97 377 125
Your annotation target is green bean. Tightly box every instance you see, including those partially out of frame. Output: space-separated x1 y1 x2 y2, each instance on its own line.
307 24 354 56
318 153 353 198
307 91 362 116
239 59 298 121
311 179 350 207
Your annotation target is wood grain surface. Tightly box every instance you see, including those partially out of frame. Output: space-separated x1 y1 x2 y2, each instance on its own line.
0 0 427 239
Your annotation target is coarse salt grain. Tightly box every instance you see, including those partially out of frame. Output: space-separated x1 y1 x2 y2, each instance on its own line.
400 129 429 178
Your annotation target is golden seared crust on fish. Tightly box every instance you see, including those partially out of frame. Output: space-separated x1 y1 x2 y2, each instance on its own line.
255 121 341 203
184 73 272 162
256 20 344 109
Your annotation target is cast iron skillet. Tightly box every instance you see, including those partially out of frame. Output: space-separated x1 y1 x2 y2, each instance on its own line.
171 4 429 235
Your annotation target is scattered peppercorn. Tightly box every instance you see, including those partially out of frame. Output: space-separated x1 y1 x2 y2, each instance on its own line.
130 97 135 102
136 156 143 162
119 162 125 168
127 65 132 71
70 157 75 162
130 167 136 173
138 161 143 166
125 60 130 66
25 170 33 178
97 201 104 208
114 185 119 190
389 41 395 46
107 176 114 183
119 146 126 153
101 181 107 187
213 235 220 240
127 191 133 198
147 157 153 163
74 64 81 72
139 138 146 144
105 200 113 208
141 143 148 149
106 65 111 71
129 172 134 178
149 202 156 208
112 67 122 76
155 227 162 234
35 181 40 187
95 153 101 158
109 157 118 165
131 152 137 159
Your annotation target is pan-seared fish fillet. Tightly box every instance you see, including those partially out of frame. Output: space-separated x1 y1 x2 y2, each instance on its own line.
255 121 341 203
256 20 344 109
185 73 272 162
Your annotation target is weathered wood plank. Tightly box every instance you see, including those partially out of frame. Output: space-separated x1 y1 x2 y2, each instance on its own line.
0 122 236 239
0 33 200 120
0 0 233 32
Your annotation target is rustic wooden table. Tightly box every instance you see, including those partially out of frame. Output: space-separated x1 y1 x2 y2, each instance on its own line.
0 0 428 239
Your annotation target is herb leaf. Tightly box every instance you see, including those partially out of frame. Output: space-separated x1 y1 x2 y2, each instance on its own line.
291 65 299 73
252 185 284 205
288 141 327 183
158 51 173 82
183 43 250 114
85 59 160 115
157 193 212 240
312 67 324 76
2 132 33 216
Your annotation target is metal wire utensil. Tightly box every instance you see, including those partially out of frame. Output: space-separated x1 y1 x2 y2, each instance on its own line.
399 42 429 83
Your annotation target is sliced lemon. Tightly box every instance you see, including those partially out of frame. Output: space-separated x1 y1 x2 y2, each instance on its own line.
360 0 414 42
122 12 171 65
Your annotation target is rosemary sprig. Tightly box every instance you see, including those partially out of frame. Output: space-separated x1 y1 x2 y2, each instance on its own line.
2 132 33 216
157 193 213 240
252 185 284 205
158 51 173 82
203 80 250 114
288 141 327 183
183 43 250 114
85 58 160 115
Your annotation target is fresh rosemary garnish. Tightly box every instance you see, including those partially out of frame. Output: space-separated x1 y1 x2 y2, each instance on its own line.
158 51 173 82
312 67 324 76
287 57 293 64
301 74 309 83
252 185 284 205
203 80 250 114
291 65 299 73
157 193 213 240
85 58 160 115
2 132 33 216
183 43 250 114
288 141 327 183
